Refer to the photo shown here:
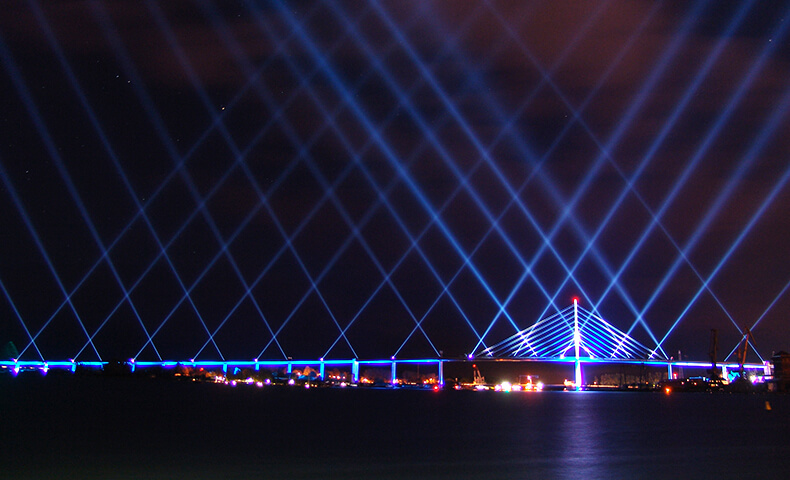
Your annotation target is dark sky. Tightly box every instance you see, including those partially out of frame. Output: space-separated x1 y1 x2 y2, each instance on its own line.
1 0 788 363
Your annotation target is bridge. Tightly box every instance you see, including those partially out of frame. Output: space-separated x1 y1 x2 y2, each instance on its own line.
2 300 769 388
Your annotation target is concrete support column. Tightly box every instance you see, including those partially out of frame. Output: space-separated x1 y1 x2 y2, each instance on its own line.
391 361 397 385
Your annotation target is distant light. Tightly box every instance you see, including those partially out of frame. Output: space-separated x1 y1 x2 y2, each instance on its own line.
288 379 295 386
256 381 264 387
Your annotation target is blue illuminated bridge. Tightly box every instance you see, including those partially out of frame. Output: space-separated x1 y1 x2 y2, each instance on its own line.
1 2 788 387
1 300 769 388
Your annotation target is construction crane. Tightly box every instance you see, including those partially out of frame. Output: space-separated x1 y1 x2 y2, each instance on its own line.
472 364 486 386
736 328 754 380
709 329 719 379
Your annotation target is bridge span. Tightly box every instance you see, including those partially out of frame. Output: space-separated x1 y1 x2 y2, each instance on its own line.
2 301 770 387
0 357 770 388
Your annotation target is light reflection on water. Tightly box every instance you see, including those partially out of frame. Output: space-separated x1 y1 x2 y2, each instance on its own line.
555 393 609 479
3 377 790 479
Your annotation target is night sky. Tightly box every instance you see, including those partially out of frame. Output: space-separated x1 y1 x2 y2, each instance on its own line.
1 1 788 364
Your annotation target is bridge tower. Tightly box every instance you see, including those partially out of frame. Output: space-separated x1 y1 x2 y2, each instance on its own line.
573 298 582 390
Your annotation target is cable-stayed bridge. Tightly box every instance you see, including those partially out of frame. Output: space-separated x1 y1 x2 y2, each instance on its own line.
477 300 659 360
2 300 769 389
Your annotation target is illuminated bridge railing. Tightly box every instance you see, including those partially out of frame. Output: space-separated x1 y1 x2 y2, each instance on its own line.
0 358 771 387
0 358 448 385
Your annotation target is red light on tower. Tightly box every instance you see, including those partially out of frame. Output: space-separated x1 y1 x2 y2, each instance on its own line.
572 297 579 305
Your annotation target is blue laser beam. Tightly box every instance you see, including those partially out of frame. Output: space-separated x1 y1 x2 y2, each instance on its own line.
188 12 462 359
406 0 670 349
723 277 790 361
324 1 588 335
243 1 485 358
636 5 790 354
0 36 113 361
461 1 671 351
26 0 237 361
259 1 521 352
365 0 598 309
87 0 374 360
3 0 786 364
189 0 411 359
90 0 339 360
70 0 357 359
579 0 758 332
0 275 44 361
655 85 790 355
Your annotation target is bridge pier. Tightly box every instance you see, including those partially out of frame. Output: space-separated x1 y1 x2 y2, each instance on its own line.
352 360 359 383
391 361 397 385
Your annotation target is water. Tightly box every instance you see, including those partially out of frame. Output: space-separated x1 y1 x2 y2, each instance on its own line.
2 374 789 479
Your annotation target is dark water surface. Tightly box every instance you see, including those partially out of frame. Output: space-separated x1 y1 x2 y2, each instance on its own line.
2 374 789 479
